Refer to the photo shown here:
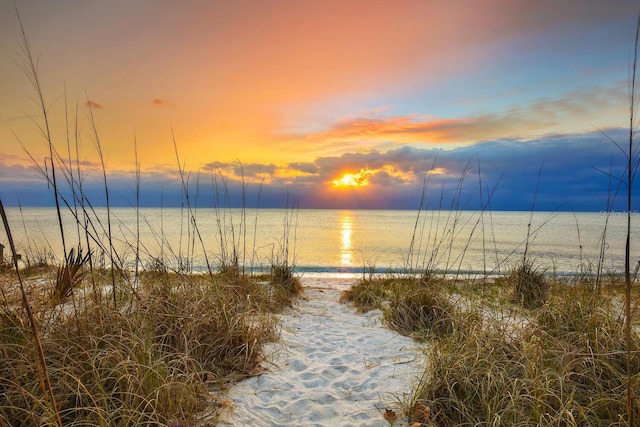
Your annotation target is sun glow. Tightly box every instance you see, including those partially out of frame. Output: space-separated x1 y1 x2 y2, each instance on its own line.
331 169 372 188
339 214 353 266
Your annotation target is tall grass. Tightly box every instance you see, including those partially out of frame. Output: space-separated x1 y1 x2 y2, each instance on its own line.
269 195 301 297
0 262 285 425
341 277 457 339
342 273 639 425
624 12 640 422
410 284 639 426
404 154 550 291
342 130 638 425
405 158 491 281
1 121 300 427
1 9 303 425
0 200 62 427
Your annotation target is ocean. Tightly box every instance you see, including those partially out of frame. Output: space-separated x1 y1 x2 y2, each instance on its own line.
1 207 638 278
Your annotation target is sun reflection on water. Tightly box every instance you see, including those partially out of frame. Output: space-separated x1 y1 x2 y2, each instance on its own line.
340 213 353 266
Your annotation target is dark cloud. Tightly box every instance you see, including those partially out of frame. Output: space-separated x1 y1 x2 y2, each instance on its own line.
203 161 229 171
202 161 278 181
1 128 637 211
152 98 176 108
369 170 407 187
86 100 103 109
289 162 319 174
303 128 635 210
234 163 277 178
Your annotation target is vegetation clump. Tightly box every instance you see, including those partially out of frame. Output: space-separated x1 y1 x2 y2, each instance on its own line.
409 284 640 426
343 274 640 425
271 262 303 302
341 276 456 338
386 287 455 337
509 260 549 309
0 265 295 426
340 277 392 312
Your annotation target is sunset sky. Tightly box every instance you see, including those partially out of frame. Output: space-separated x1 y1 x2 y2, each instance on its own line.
1 0 639 210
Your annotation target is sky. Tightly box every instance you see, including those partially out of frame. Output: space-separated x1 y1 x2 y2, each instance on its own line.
1 0 640 211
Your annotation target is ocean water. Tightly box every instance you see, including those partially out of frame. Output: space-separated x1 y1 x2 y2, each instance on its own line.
1 207 638 277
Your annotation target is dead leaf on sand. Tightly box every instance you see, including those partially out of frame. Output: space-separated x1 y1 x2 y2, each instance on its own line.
383 408 397 424
413 402 431 422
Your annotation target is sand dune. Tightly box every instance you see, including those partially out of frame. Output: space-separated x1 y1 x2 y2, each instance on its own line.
218 277 424 426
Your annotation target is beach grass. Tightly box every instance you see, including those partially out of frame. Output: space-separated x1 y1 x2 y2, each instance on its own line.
4 6 640 425
342 273 640 426
340 276 457 338
0 11 307 424
0 262 300 426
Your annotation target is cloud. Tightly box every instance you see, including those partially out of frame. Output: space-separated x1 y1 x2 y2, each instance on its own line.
369 170 406 187
238 128 632 210
152 98 176 108
302 128 634 210
288 162 319 175
276 84 627 157
1 128 636 211
203 161 278 181
236 163 277 178
0 161 44 184
202 128 635 210
86 100 103 109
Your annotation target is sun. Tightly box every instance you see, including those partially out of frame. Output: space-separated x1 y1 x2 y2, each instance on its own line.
331 169 372 188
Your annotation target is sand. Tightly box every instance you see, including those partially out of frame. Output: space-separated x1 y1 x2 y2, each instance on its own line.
217 277 425 427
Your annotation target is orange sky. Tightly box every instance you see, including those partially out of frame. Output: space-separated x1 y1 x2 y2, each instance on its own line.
1 1 638 210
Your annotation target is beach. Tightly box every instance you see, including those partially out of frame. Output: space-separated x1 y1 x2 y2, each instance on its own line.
217 277 425 427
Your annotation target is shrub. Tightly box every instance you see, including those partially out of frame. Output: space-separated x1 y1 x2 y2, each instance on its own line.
386 287 455 337
411 288 640 426
510 260 549 308
0 268 282 426
339 278 389 312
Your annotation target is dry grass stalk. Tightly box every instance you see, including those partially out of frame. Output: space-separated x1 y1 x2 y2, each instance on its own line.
510 260 549 309
1 265 290 425
409 281 640 426
50 247 90 308
0 200 63 427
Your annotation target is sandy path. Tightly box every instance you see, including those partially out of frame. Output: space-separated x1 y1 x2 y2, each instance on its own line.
217 278 424 427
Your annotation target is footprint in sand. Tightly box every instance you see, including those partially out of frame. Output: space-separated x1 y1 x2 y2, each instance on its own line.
217 279 424 427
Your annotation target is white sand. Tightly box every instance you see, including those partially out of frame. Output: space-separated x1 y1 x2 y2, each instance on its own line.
217 277 425 427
